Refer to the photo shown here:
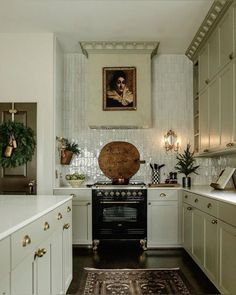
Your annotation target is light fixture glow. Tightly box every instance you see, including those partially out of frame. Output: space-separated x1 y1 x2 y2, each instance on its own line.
164 130 179 152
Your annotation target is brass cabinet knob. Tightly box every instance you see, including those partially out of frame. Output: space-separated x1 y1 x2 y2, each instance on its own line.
194 198 198 203
44 221 50 231
160 193 166 198
34 248 47 260
211 219 217 224
57 212 63 220
22 235 31 247
203 149 209 153
148 202 151 205
63 223 70 230
87 202 91 206
205 79 210 84
70 194 75 198
229 52 234 60
184 195 188 199
207 203 212 209
226 142 234 147
187 207 192 211
67 206 72 212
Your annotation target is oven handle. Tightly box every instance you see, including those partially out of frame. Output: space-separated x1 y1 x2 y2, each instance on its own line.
99 201 140 204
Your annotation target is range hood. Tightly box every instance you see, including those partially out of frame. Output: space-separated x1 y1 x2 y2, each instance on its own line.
80 41 159 129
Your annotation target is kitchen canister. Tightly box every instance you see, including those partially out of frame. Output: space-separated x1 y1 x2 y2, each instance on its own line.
152 170 160 184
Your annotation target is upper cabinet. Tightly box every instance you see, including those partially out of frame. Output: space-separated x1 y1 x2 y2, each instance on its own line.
189 1 236 156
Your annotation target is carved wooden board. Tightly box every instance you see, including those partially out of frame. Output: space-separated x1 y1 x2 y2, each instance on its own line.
98 141 141 181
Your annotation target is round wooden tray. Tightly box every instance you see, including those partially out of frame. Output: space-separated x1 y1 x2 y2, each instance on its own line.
98 141 144 183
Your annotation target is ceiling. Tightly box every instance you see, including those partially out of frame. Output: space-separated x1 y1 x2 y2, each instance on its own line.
0 0 214 54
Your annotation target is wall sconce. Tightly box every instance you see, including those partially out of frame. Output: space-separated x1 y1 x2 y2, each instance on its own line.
164 130 179 152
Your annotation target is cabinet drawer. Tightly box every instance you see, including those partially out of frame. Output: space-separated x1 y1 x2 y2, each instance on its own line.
198 196 218 216
182 191 194 204
148 189 178 201
0 236 10 279
51 200 72 231
218 202 236 227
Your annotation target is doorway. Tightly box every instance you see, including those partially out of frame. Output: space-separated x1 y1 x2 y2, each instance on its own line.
0 103 37 194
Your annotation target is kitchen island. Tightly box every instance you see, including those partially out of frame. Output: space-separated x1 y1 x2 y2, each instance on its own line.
0 194 72 295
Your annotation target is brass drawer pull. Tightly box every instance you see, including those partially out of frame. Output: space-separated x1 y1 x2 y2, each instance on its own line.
205 79 210 84
148 202 151 205
22 235 31 247
34 248 47 260
226 142 234 147
203 149 209 153
57 212 63 220
187 207 192 211
194 198 198 203
160 193 166 198
44 221 50 231
207 203 212 209
87 202 91 206
211 219 217 224
229 52 234 60
67 206 72 212
63 223 70 230
184 195 188 199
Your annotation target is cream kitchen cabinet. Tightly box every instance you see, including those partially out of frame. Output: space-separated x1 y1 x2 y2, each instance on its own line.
9 198 72 295
198 43 209 92
0 237 10 295
208 28 219 80
147 189 180 248
199 87 209 153
53 189 92 246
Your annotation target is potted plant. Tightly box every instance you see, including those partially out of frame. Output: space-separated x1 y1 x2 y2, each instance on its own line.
174 144 199 187
60 139 80 165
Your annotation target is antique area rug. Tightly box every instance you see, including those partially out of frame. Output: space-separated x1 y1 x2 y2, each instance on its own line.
78 268 193 295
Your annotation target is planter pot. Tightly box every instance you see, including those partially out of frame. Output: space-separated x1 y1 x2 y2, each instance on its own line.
182 177 191 188
60 150 73 165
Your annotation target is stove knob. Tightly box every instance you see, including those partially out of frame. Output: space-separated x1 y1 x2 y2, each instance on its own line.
132 191 137 196
138 191 142 196
121 191 126 197
115 191 120 196
104 192 109 196
127 191 131 196
110 191 114 196
97 191 103 196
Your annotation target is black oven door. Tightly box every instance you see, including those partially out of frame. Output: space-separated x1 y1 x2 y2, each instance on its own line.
92 199 147 240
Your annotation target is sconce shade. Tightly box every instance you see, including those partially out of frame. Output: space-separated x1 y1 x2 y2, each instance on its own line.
164 130 179 152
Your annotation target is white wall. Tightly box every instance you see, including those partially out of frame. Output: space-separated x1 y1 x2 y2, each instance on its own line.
0 33 55 194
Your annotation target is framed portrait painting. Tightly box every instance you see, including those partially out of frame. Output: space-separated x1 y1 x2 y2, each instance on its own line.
103 67 136 111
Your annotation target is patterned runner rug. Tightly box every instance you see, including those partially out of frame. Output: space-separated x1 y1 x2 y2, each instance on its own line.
78 268 193 295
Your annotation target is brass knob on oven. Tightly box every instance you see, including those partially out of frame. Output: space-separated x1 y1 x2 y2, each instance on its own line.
67 206 72 212
44 221 50 231
63 223 70 230
57 212 63 220
160 193 166 198
22 235 31 247
211 219 217 224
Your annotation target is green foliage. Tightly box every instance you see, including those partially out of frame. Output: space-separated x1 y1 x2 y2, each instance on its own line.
65 172 85 180
0 121 36 168
175 144 199 177
64 140 80 155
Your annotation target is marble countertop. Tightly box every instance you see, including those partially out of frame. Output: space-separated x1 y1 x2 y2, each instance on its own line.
183 185 236 205
0 195 72 241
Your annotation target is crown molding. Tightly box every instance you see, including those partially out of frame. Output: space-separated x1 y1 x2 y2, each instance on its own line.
185 0 233 61
79 41 159 59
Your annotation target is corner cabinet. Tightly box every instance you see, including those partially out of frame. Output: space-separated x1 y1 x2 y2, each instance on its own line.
147 189 181 248
53 188 92 246
193 1 236 156
182 190 236 294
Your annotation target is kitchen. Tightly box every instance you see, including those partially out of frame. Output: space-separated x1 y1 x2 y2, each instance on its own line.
0 0 236 294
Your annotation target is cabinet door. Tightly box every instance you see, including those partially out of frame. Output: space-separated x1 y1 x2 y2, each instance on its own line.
209 28 220 79
147 201 178 247
199 44 209 91
62 215 72 292
219 8 234 69
0 274 10 295
192 208 204 265
34 239 51 295
199 87 209 153
72 201 92 245
220 62 234 147
209 77 220 149
182 203 193 253
204 214 218 285
218 221 236 294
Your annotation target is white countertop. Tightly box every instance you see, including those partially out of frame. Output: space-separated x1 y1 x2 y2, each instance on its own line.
0 195 72 241
183 185 236 205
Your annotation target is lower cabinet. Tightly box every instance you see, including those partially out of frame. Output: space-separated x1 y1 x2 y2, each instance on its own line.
182 191 236 294
9 199 72 295
147 189 180 248
0 237 10 295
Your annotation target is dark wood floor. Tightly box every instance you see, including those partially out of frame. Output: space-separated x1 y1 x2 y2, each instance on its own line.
67 242 220 294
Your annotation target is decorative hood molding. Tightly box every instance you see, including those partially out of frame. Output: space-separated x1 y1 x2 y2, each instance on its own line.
185 0 232 61
80 41 159 59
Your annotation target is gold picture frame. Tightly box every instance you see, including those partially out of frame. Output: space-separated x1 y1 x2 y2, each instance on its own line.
103 67 136 111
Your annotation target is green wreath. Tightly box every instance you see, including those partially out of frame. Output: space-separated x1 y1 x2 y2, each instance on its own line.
0 121 36 168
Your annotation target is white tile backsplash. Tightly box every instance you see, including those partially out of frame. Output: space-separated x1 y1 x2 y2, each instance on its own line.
59 53 236 187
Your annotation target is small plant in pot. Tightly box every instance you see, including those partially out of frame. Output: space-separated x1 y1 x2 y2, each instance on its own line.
174 144 199 187
60 139 80 165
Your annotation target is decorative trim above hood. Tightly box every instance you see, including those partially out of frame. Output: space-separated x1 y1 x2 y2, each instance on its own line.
80 41 159 59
